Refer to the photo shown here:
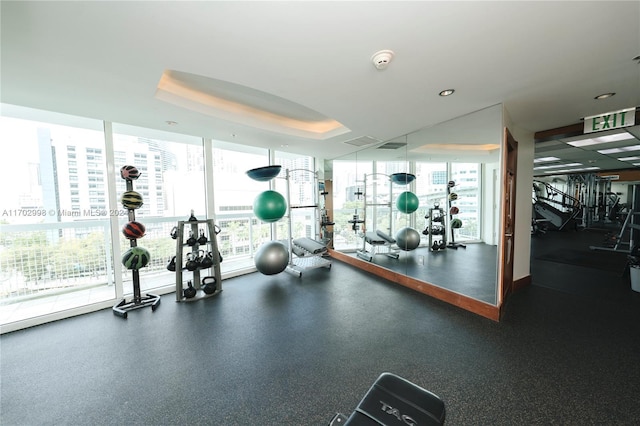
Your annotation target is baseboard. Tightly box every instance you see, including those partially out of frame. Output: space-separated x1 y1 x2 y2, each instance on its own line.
513 274 531 292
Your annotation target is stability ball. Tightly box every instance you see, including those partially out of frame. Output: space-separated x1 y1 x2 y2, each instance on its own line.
253 190 286 222
254 241 289 275
396 191 419 214
396 227 420 251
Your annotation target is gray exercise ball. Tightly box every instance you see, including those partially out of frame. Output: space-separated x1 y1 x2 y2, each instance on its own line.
395 227 420 251
254 241 289 275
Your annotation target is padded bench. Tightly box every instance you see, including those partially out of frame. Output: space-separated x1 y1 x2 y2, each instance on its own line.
357 230 400 262
329 372 446 425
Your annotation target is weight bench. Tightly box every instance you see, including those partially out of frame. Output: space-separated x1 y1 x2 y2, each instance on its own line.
357 230 400 262
329 372 446 425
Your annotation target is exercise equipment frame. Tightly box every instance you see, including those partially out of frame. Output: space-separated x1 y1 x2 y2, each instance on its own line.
174 218 223 301
284 168 331 277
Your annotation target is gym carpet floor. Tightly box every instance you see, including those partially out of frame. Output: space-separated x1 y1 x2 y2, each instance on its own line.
1 228 639 425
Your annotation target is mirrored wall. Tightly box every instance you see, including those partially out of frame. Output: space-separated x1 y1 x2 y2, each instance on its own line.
326 104 503 307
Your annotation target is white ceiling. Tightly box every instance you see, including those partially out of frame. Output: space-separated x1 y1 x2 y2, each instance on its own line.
1 1 639 166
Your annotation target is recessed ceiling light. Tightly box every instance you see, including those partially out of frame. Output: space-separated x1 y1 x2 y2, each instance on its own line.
534 162 583 170
534 156 560 163
594 92 615 100
568 132 635 147
439 89 455 97
618 156 640 161
598 145 640 155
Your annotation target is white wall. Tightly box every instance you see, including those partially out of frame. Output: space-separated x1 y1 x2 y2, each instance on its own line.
504 108 535 281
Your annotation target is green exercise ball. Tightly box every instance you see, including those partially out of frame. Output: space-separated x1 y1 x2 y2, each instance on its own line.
253 190 287 223
396 191 419 214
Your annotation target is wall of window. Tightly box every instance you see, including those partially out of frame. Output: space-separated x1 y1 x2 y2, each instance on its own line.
0 104 316 332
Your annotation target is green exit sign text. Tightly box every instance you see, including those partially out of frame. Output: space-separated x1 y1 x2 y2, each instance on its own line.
584 107 636 134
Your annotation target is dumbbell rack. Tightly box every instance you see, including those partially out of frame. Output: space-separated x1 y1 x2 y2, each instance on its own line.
113 179 161 318
174 218 223 302
425 205 447 251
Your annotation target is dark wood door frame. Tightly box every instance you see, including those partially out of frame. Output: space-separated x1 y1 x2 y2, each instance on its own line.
499 128 518 311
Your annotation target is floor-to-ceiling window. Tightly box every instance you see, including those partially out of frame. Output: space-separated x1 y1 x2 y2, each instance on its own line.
0 107 112 325
210 140 270 272
111 124 205 294
273 151 316 243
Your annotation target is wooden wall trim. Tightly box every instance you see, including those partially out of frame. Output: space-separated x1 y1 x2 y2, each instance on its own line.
597 169 640 182
512 274 531 292
329 249 501 322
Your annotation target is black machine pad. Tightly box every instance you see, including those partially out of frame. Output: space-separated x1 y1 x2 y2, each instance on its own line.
344 372 445 425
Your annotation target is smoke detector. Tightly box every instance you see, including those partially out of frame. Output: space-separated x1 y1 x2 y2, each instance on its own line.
371 50 394 70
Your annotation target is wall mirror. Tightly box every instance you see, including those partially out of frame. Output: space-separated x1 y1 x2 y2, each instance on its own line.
326 104 503 307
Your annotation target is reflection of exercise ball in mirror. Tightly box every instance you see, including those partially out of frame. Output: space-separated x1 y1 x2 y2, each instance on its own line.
396 227 420 251
396 191 419 214
253 190 286 222
254 241 289 275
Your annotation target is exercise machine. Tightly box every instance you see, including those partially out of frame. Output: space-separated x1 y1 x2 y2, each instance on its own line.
329 372 446 425
356 173 400 261
284 168 332 277
357 230 399 262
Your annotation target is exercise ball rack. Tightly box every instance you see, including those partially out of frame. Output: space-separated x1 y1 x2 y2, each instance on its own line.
113 176 160 318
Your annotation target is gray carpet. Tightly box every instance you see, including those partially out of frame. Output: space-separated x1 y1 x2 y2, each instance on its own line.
1 260 640 425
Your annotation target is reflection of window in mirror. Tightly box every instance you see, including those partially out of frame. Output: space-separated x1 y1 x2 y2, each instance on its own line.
331 158 372 250
449 163 481 241
415 161 447 234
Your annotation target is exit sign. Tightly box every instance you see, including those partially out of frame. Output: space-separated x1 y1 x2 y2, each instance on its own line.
584 107 636 133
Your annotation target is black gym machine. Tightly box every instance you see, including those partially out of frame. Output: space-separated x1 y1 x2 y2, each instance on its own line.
329 372 446 425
